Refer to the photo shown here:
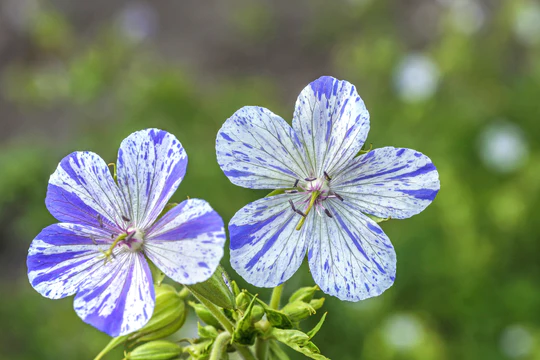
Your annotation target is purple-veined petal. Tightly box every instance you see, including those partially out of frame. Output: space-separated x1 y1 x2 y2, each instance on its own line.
117 129 187 229
308 199 396 301
216 106 310 189
292 76 370 178
74 250 154 337
228 193 311 287
27 223 114 299
46 152 129 230
144 199 226 285
332 147 440 219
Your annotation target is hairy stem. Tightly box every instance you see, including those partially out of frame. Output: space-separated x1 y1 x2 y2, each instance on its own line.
209 331 231 360
270 284 284 310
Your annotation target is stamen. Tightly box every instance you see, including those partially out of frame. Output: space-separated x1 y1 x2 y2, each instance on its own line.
305 177 317 181
90 236 97 245
296 190 320 231
295 209 307 217
288 200 296 211
100 233 127 263
324 171 332 181
122 215 131 222
285 190 299 194
334 192 344 201
97 214 104 228
293 179 299 187
324 209 333 218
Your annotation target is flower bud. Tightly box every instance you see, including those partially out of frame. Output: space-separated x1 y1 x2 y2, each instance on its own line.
251 305 265 323
288 285 319 303
309 297 325 311
124 340 182 360
281 301 316 322
187 265 235 309
129 284 186 344
188 301 223 329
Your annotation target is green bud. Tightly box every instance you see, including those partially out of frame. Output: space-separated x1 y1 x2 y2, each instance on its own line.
184 340 213 358
235 291 250 310
231 280 241 297
309 297 325 311
189 301 222 329
129 284 186 344
281 301 316 322
288 285 319 303
198 323 219 339
233 295 258 345
124 340 182 360
251 305 265 323
188 265 235 309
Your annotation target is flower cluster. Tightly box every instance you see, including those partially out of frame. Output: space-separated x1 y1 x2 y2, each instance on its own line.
27 76 439 359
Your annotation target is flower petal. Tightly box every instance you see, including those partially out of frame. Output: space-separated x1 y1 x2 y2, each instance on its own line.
216 106 310 189
332 147 440 219
46 152 129 229
308 200 396 301
144 199 226 285
117 129 188 229
27 223 113 299
74 251 154 337
228 194 311 287
292 76 370 177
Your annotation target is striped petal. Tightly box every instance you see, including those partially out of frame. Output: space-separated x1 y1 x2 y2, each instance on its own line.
292 76 370 177
144 199 226 285
216 106 310 189
46 152 129 230
74 250 154 337
308 199 396 301
229 193 311 287
27 223 113 299
117 129 187 230
332 147 440 219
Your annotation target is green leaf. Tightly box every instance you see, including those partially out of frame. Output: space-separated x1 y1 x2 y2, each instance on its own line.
271 328 330 360
306 312 327 340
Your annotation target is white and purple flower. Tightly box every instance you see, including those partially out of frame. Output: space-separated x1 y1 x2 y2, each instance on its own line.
216 76 440 301
27 129 225 336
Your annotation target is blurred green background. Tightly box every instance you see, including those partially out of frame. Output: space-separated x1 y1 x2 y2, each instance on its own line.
0 0 539 359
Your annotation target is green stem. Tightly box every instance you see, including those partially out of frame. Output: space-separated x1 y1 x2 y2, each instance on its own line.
94 335 127 360
270 284 284 310
255 337 269 360
189 290 256 360
209 331 231 360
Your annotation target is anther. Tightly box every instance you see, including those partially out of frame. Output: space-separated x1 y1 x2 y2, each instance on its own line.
122 215 131 222
295 209 307 217
324 209 333 218
97 214 104 228
324 171 332 181
285 190 299 194
334 192 344 201
293 179 299 187
305 177 317 182
288 200 296 211
125 231 135 242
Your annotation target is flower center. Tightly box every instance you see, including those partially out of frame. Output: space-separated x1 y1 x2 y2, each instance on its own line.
121 228 145 252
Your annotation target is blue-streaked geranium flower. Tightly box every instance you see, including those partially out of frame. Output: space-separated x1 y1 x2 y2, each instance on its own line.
216 76 440 301
27 129 225 336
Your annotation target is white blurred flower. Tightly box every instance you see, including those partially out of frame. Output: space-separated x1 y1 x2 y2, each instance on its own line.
449 0 485 35
394 54 440 103
500 325 534 358
117 2 158 43
383 314 424 350
478 121 529 174
513 2 540 46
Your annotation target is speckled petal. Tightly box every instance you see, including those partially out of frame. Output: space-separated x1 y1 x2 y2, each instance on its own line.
216 106 310 189
74 250 154 337
308 199 396 301
332 147 440 219
46 152 129 230
117 129 187 229
292 76 370 177
144 199 226 285
27 223 113 299
228 193 311 287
